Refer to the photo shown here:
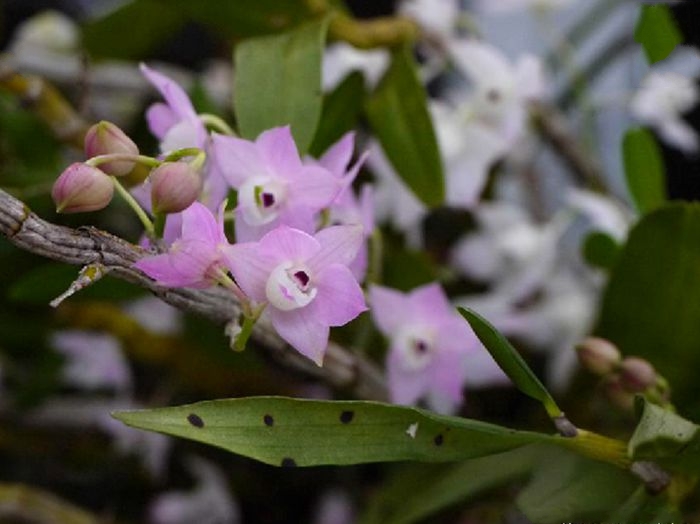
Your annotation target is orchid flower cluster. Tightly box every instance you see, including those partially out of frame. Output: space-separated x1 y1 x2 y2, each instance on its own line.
50 64 503 413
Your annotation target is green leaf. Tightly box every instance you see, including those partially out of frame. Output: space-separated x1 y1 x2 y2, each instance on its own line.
365 46 445 207
628 398 700 475
458 308 562 419
361 446 540 524
113 396 548 467
309 71 366 157
233 17 329 154
82 0 187 60
604 486 680 524
634 5 683 64
582 230 621 271
622 128 666 214
595 203 700 417
517 448 639 524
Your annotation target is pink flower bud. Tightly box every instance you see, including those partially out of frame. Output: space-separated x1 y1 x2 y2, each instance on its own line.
150 162 202 214
619 357 657 393
576 337 621 376
84 121 139 176
52 163 114 213
603 375 635 411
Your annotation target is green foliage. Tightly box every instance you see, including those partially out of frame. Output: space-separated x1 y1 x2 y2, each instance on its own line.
635 5 683 64
605 486 681 524
623 128 666 214
365 46 445 207
595 204 700 417
113 396 549 467
233 17 330 154
458 308 562 419
582 230 621 271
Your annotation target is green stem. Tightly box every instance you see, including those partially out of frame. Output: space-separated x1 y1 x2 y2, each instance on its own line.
163 147 205 163
153 212 167 239
557 429 631 469
87 153 160 169
200 114 236 136
111 177 154 236
214 269 252 317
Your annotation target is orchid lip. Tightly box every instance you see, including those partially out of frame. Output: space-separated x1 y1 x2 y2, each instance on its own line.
266 261 317 311
395 326 435 372
239 176 287 226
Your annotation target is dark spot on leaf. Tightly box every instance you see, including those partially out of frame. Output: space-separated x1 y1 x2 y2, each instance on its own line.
264 414 274 427
281 457 297 467
187 413 204 428
434 434 444 446
340 410 354 424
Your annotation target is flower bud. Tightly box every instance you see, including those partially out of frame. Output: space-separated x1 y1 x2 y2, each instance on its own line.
576 337 621 376
150 162 202 214
52 162 114 213
84 121 139 176
619 357 656 393
603 375 635 411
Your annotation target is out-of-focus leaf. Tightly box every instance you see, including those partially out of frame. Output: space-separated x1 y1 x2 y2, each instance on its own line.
309 71 366 157
634 5 682 64
114 396 549 467
582 230 621 270
595 204 700 417
628 398 700 475
516 448 639 524
0 483 99 524
361 446 539 524
458 308 562 419
82 0 187 60
365 46 444 207
623 128 666 214
604 486 680 524
233 17 329 154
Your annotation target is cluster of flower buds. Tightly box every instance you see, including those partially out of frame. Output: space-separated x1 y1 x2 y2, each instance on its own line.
576 337 670 410
51 120 203 221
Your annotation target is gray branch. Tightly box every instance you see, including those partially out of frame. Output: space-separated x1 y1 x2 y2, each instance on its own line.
0 188 388 401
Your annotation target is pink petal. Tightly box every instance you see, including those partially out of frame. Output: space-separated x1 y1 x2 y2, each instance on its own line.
369 285 410 335
160 119 205 151
257 226 320 263
307 225 363 274
386 349 430 406
257 126 303 175
181 202 223 245
135 245 211 288
140 63 197 121
318 132 355 177
211 133 268 188
223 243 274 302
269 307 330 366
462 349 510 389
430 347 468 404
312 264 367 326
146 103 178 140
409 283 455 326
287 165 341 209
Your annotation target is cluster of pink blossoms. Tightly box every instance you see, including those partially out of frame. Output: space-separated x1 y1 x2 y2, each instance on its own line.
51 65 506 414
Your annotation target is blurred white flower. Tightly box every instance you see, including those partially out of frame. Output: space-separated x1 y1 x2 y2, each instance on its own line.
123 296 184 335
10 10 78 56
149 457 239 524
312 490 355 524
398 0 460 37
51 331 133 393
322 42 390 91
474 0 574 14
565 188 633 241
630 71 699 153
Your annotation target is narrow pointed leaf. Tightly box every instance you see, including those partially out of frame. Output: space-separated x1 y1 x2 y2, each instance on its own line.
628 398 700 475
623 128 666 214
365 46 444 207
635 5 682 64
234 17 329 154
458 307 562 419
113 396 547 467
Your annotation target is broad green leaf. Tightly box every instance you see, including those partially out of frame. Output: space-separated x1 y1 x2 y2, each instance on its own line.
153 0 344 38
582 230 621 271
628 398 700 474
458 308 562 419
517 448 639 524
623 128 666 214
365 46 444 207
309 71 366 157
233 17 329 154
604 486 680 524
114 396 548 467
634 5 683 64
361 446 540 524
82 0 186 60
595 204 700 417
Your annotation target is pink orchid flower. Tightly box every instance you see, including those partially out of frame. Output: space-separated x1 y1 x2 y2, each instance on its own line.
134 202 231 289
370 283 506 414
212 126 342 242
223 225 367 365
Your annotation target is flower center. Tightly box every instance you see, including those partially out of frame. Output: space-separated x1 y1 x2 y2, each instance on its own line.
238 175 287 226
395 326 435 371
265 261 317 311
